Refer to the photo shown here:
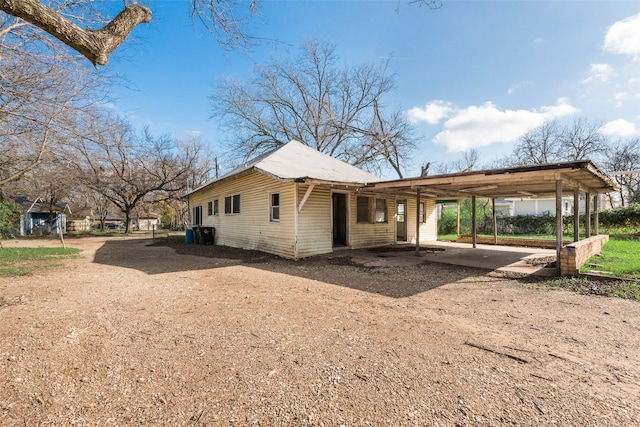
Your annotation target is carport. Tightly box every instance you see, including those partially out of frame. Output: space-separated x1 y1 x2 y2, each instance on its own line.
368 161 618 275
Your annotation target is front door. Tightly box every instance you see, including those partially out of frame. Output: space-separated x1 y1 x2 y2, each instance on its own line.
332 193 347 246
396 200 407 242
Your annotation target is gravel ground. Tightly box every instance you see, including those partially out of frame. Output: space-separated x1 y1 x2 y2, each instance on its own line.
1 236 639 426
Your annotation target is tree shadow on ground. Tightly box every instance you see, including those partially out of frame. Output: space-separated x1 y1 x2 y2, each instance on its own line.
91 236 491 299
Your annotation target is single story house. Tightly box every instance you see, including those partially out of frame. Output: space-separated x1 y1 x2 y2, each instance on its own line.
10 196 69 236
186 141 437 259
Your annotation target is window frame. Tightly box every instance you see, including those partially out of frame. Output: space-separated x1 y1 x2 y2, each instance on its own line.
374 198 387 223
270 193 280 222
213 199 219 216
207 201 213 216
356 196 371 223
419 201 426 223
224 194 241 215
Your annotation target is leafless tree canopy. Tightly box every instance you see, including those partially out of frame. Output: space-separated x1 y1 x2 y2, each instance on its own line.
0 11 104 191
0 1 442 65
211 39 416 178
72 113 208 233
602 138 640 206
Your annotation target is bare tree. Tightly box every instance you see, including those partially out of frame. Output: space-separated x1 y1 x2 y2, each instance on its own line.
431 148 480 175
0 1 442 66
512 120 561 165
212 39 416 178
559 117 606 162
0 11 104 189
602 138 640 207
73 114 206 233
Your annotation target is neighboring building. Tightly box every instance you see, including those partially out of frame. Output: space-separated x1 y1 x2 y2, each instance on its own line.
133 213 160 231
11 196 69 236
186 141 437 259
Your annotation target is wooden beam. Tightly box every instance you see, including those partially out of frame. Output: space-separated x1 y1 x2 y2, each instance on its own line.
492 198 497 244
594 194 599 235
472 195 477 249
573 187 580 242
298 184 315 213
556 180 563 275
585 191 591 238
416 189 421 256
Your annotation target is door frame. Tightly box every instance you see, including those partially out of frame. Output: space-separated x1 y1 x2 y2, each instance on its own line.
331 191 349 247
396 198 407 242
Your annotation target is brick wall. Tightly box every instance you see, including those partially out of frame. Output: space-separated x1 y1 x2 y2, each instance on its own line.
559 235 609 276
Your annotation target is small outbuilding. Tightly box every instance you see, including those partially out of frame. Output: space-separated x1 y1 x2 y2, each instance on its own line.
186 141 438 259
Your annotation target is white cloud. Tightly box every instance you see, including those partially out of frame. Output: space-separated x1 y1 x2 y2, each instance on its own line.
604 13 640 59
431 99 578 152
582 63 614 83
613 92 628 108
598 119 639 137
507 80 533 95
408 100 455 125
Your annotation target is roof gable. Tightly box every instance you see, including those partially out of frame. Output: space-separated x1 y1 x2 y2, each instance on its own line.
189 141 382 195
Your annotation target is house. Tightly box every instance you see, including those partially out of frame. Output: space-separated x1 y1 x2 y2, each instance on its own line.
186 141 438 259
10 196 69 236
133 213 160 231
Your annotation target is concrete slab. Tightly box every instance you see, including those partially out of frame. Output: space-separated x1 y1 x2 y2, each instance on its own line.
340 241 557 277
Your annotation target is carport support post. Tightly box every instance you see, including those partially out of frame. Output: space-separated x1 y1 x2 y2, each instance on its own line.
555 180 563 275
573 188 580 242
585 192 591 238
594 194 599 235
471 195 477 249
492 198 497 244
415 188 421 256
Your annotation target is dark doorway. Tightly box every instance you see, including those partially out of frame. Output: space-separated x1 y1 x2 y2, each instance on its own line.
332 193 347 246
396 200 407 242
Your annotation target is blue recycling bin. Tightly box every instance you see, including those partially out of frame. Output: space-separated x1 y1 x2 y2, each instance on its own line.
185 228 194 243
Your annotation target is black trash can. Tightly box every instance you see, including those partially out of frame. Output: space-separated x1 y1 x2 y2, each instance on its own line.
200 226 215 245
192 226 201 244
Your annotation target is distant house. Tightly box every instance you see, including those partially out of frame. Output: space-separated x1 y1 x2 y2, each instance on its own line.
11 196 70 236
186 141 437 259
133 213 160 231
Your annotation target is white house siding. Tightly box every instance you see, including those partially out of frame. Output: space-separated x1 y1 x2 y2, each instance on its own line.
296 184 333 258
406 197 438 244
189 171 297 258
349 191 396 249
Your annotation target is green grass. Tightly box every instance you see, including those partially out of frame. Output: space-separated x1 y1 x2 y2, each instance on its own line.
0 247 81 277
581 235 640 279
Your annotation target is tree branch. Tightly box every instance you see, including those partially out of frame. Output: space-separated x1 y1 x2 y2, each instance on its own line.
0 0 151 65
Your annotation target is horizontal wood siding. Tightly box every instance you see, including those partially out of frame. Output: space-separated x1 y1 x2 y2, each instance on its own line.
296 184 333 258
349 192 395 249
188 171 296 258
406 197 437 243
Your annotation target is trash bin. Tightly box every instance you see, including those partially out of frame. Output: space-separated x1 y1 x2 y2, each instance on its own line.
192 226 201 244
200 226 215 245
185 228 194 243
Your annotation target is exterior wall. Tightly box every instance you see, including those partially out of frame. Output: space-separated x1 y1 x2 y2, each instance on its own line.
349 191 396 249
296 184 333 258
560 234 609 276
406 197 438 244
189 171 297 258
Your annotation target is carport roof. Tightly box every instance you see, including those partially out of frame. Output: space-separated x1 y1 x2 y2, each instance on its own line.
369 160 618 199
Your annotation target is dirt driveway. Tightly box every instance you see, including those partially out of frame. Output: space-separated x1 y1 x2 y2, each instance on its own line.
1 236 639 426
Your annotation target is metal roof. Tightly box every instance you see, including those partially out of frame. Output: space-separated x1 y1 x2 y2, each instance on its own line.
369 160 618 199
187 140 382 195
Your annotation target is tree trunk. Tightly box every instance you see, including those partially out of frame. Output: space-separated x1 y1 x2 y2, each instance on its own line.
0 0 151 65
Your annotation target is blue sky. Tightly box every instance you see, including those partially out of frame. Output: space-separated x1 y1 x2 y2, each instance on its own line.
107 1 640 178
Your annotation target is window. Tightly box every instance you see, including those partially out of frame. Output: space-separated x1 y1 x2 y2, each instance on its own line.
357 196 370 223
225 194 240 214
207 201 213 216
270 193 280 222
419 202 426 223
213 199 219 216
374 198 387 223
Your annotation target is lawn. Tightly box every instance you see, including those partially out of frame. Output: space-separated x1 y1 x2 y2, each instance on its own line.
581 235 640 279
0 247 81 277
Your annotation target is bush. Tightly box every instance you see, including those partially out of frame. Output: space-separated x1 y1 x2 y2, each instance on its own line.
0 199 21 238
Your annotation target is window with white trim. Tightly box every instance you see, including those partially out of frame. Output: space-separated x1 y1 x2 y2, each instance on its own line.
270 193 280 222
